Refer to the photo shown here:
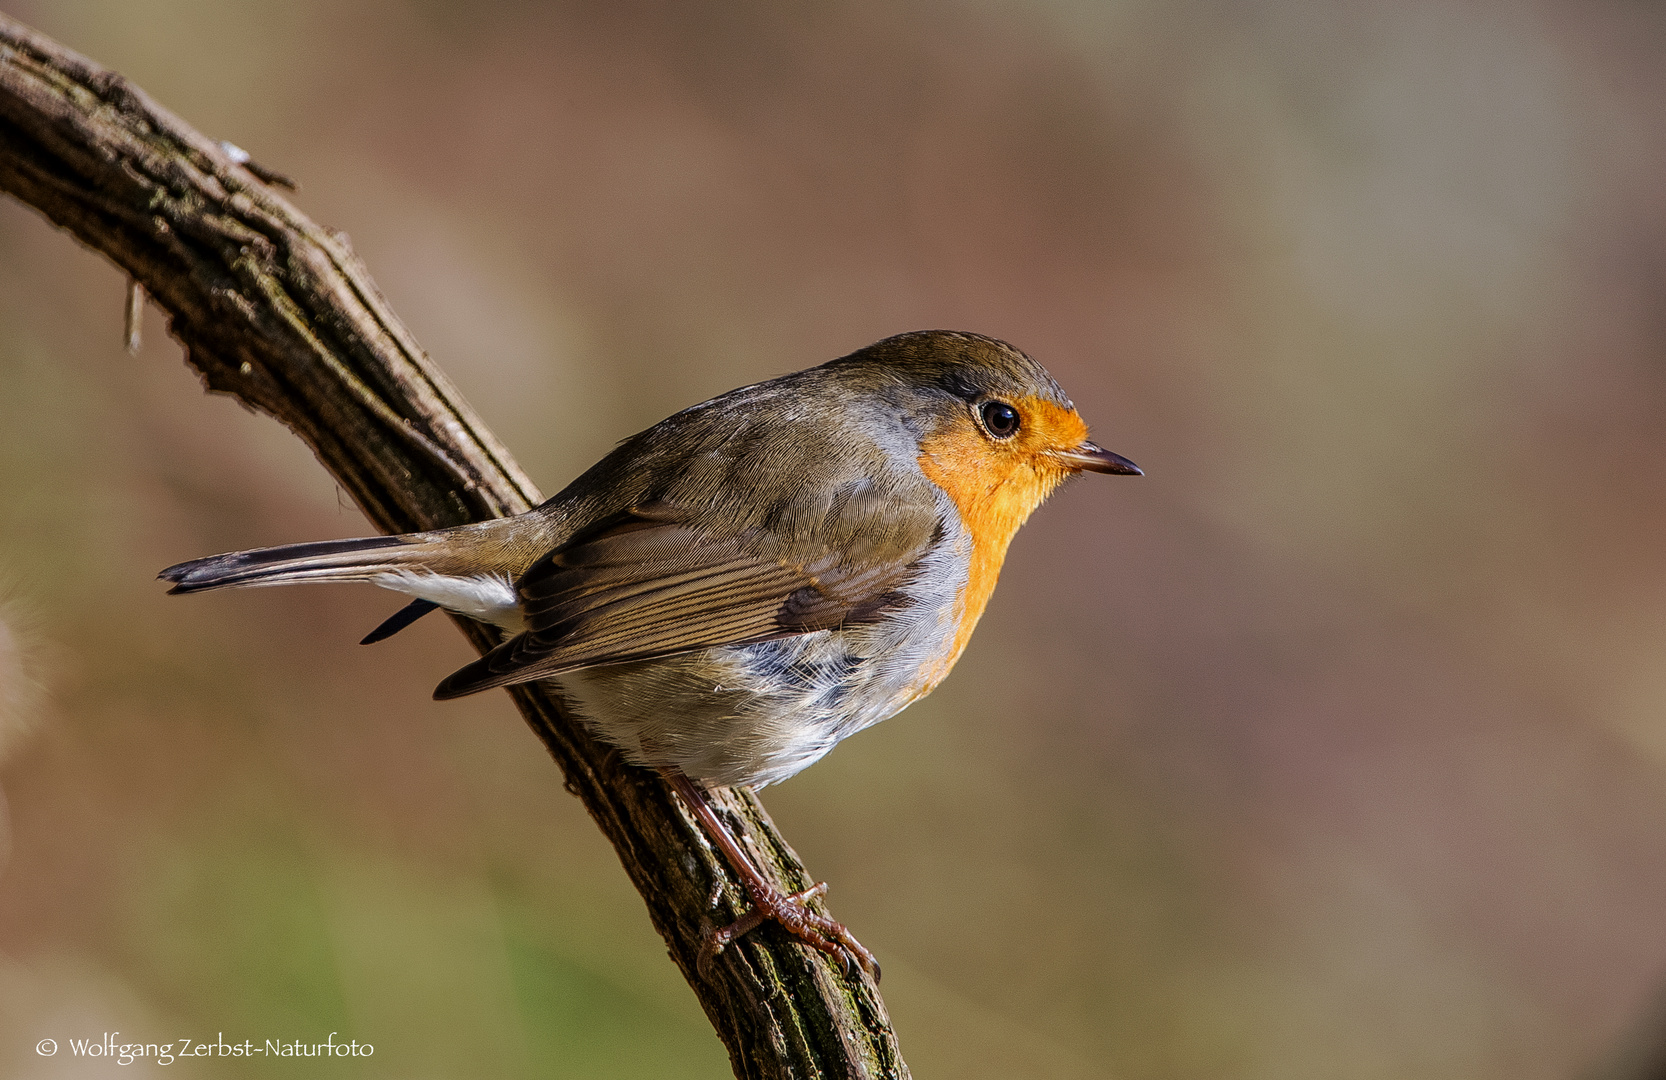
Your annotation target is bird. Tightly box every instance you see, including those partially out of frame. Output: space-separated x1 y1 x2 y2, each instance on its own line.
159 329 1141 975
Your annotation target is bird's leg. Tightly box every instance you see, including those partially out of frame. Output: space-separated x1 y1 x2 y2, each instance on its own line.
660 768 878 979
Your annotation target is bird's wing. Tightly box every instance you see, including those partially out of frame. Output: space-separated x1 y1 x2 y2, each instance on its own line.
432 499 940 699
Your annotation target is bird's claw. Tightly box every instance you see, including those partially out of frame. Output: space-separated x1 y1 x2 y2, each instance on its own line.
708 880 879 980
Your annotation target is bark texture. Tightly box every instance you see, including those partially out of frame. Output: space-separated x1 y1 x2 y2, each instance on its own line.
0 15 906 1079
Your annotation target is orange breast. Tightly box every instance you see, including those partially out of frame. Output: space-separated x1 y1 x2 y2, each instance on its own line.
912 398 1085 692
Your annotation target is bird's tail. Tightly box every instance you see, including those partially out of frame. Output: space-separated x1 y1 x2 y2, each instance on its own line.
158 534 433 594
159 519 538 641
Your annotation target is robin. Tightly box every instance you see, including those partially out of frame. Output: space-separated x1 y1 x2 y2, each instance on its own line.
160 329 1140 975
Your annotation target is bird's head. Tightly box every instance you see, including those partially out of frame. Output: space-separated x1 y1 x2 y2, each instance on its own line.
831 330 1140 538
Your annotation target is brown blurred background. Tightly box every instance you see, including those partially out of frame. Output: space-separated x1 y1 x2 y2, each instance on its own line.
3 1 1666 1077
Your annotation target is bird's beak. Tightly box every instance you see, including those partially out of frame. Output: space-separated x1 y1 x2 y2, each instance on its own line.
1051 441 1142 475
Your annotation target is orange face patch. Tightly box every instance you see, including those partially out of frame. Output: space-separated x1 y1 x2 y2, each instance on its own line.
913 396 1090 691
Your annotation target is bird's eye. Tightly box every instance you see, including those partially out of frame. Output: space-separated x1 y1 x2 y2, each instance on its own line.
980 400 1020 438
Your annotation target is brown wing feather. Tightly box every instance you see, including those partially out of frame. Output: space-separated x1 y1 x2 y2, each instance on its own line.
432 502 937 699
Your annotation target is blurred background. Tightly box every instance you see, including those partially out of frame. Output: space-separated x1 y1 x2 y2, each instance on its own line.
2 0 1665 1076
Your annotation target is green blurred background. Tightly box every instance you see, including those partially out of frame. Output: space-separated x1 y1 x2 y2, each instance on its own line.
3 1 1666 1077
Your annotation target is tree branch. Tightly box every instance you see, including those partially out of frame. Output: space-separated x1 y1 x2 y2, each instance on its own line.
0 15 906 1079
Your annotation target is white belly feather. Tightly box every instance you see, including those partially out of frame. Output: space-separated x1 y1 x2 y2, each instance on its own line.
555 527 971 788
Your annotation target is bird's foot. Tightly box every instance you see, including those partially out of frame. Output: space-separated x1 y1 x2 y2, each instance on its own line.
712 880 879 980
658 767 879 980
